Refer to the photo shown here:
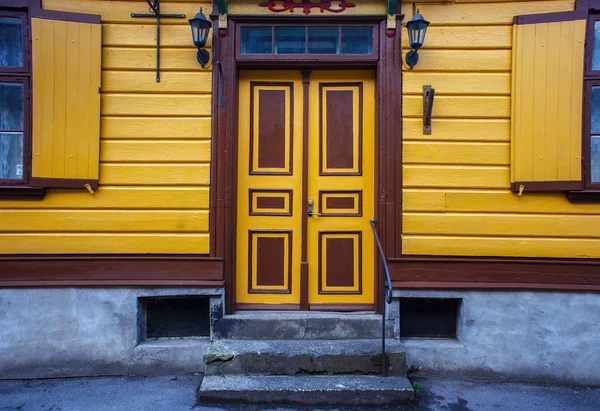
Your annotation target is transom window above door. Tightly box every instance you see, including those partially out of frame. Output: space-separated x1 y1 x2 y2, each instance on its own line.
237 24 378 61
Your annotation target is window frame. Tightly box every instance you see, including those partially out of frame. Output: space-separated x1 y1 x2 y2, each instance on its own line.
0 76 30 186
235 23 379 64
584 13 600 190
0 9 31 188
0 10 30 74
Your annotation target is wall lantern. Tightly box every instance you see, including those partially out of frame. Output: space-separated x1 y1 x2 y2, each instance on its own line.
405 9 430 69
189 7 212 67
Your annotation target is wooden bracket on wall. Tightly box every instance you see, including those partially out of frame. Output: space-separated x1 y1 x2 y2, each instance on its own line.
423 85 435 134
217 0 228 36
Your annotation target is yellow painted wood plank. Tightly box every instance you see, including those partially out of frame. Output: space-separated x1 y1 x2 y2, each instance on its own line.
443 190 600 214
52 20 68 179
102 71 212 93
403 73 510 95
510 25 518 183
406 50 511 72
101 117 211 139
515 23 536 182
0 211 209 233
402 26 512 49
77 22 92 179
0 187 210 209
102 47 205 71
65 21 80 179
100 140 211 163
415 1 574 26
403 165 510 188
569 20 585 181
532 22 549 181
0 234 210 254
402 190 446 212
31 18 44 178
89 22 102 180
44 0 211 24
403 142 509 165
102 24 211 48
403 119 510 142
403 213 600 238
403 96 510 118
99 164 210 185
402 236 600 259
557 20 576 181
544 21 561 182
37 18 56 177
101 94 211 116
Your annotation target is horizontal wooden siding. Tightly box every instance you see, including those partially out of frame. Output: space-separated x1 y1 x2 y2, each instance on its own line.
0 0 212 254
401 0 600 259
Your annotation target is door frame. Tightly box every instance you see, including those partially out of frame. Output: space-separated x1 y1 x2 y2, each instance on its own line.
210 12 405 314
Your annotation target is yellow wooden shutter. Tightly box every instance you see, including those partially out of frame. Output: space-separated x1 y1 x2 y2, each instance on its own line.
30 14 101 189
511 11 586 192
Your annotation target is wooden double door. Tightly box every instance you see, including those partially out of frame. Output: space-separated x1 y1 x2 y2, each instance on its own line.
235 70 375 310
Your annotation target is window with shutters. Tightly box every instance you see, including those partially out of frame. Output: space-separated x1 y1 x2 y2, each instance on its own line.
0 2 101 200
511 11 587 194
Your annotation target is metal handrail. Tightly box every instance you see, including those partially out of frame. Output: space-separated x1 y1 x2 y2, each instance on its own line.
369 219 393 377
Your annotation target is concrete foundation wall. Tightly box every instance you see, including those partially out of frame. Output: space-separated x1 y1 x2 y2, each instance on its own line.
0 288 223 379
394 290 600 386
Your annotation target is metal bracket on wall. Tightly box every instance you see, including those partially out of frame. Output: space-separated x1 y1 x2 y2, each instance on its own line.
131 0 186 82
423 85 435 135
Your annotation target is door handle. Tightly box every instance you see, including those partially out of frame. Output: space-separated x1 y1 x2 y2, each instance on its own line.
307 199 322 217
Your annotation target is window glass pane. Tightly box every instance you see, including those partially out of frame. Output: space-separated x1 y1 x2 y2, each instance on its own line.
0 132 24 179
341 27 373 54
592 136 600 183
594 22 600 70
308 27 339 54
592 87 600 134
275 27 306 54
0 17 23 67
241 28 273 54
0 83 24 130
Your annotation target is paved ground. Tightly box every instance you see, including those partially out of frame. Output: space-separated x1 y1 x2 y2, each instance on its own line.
0 374 598 411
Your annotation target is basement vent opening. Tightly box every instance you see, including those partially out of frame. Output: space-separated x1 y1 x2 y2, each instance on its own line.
400 298 461 339
139 296 210 340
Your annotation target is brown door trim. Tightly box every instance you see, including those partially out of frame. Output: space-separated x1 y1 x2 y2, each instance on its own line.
300 69 311 310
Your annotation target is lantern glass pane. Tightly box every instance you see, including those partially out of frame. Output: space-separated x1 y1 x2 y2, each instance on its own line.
308 27 339 54
341 27 372 54
200 25 210 43
241 27 273 54
275 27 306 54
190 23 199 43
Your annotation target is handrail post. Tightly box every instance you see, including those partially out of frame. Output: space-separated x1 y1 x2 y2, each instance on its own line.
370 219 393 377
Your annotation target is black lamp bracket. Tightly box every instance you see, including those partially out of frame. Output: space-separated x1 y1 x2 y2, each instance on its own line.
131 0 186 82
405 49 419 70
423 85 435 135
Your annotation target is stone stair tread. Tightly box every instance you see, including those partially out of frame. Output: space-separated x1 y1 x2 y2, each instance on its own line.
204 339 406 376
206 338 405 357
214 312 394 340
199 374 415 405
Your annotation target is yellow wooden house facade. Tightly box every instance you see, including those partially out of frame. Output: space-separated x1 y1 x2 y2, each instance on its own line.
1 0 600 384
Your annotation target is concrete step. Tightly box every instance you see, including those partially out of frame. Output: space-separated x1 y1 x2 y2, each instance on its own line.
204 339 407 376
213 311 394 340
199 374 415 406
